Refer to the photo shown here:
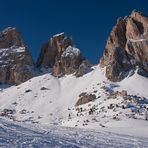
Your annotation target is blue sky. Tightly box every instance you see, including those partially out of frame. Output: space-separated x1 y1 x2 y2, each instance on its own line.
0 0 148 63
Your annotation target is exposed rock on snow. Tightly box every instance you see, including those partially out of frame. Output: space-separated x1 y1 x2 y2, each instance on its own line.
114 90 128 98
0 27 34 85
100 10 148 81
75 93 96 106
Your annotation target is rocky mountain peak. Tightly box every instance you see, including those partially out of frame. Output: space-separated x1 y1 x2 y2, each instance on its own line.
0 27 25 49
100 10 148 81
37 32 74 68
37 33 91 77
0 27 34 85
130 10 148 21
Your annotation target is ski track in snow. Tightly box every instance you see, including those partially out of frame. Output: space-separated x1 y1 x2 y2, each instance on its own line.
0 118 148 148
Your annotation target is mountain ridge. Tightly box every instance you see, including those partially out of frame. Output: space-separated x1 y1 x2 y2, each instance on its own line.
0 10 148 131
0 10 147 85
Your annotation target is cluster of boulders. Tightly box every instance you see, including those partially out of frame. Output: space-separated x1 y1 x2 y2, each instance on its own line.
0 108 16 120
114 90 128 98
100 10 148 81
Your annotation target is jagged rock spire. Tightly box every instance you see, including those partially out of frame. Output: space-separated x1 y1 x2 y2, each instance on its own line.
100 10 148 81
37 33 91 77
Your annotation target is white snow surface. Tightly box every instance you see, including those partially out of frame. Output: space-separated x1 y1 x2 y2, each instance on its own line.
62 46 80 57
53 32 65 37
128 38 147 42
115 72 148 98
0 118 148 148
0 47 25 54
0 65 148 145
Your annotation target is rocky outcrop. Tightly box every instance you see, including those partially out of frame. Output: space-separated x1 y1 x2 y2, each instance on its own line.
37 33 91 77
0 27 34 85
75 92 96 106
100 10 148 81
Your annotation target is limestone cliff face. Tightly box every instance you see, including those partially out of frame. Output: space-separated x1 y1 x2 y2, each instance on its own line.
100 10 148 81
37 33 91 77
0 27 34 85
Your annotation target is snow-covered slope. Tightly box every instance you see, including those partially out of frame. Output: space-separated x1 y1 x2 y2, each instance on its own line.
0 65 148 138
116 72 148 98
0 66 105 123
0 118 148 148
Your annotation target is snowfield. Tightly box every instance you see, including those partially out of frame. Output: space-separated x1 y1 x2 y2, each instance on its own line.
0 66 107 125
0 65 148 147
0 118 148 148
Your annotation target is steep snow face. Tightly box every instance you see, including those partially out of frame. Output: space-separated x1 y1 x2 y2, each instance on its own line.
0 65 148 132
61 46 80 58
115 72 148 98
